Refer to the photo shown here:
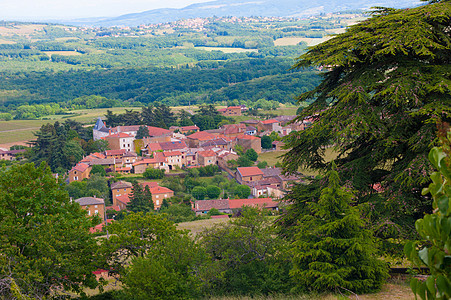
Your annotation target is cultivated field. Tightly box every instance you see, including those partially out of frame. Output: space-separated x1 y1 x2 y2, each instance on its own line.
274 36 333 47
0 24 45 36
195 46 259 53
43 51 82 56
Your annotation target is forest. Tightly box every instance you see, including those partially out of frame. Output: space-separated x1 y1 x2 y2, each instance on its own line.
0 14 350 118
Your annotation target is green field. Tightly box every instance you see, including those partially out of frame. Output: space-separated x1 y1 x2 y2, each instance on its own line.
258 147 339 176
0 107 141 145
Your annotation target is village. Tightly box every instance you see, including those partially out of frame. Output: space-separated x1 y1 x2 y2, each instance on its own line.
66 105 314 231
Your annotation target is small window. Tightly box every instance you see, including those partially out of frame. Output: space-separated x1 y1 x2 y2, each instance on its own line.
94 205 98 208
156 195 159 198
156 200 159 206
94 210 98 215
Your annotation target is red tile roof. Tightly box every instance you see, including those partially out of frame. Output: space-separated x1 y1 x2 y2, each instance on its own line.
132 158 158 166
116 167 132 171
106 205 121 211
140 182 159 189
261 119 279 124
198 150 216 157
236 134 260 140
105 132 133 138
227 106 242 109
187 131 216 141
149 186 174 195
159 140 187 151
237 167 264 177
181 125 199 131
217 108 227 112
105 149 126 156
116 194 130 205
146 143 163 152
71 163 90 173
163 151 182 157
153 152 167 163
147 126 172 136
228 197 278 209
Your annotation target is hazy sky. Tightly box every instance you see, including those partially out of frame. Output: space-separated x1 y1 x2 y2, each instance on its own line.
0 0 212 20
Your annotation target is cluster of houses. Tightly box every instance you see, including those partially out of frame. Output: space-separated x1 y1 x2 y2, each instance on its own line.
68 113 312 229
0 148 26 161
68 114 311 183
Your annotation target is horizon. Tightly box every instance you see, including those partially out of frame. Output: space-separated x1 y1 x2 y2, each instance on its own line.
0 0 212 21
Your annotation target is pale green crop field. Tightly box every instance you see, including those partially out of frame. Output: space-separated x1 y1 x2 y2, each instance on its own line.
195 46 258 53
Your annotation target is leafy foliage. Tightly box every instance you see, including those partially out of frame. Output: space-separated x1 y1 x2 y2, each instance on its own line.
405 125 451 300
99 212 178 277
143 168 165 179
245 148 258 162
0 163 101 298
234 184 251 199
200 207 292 295
261 135 273 149
289 163 388 294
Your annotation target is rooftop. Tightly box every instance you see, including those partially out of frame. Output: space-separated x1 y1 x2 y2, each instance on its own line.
195 199 229 211
237 167 264 177
75 197 104 206
228 198 278 209
111 180 133 189
187 131 216 141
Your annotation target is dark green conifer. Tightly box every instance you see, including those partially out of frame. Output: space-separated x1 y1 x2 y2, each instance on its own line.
290 163 388 294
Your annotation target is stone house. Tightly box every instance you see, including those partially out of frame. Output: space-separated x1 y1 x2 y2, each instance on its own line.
236 167 264 184
111 181 133 206
236 134 261 154
75 197 105 221
68 163 91 183
198 150 217 166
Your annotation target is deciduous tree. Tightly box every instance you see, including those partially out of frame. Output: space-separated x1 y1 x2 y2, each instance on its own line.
0 163 101 298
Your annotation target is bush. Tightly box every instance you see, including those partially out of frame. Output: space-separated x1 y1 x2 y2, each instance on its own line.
192 186 207 200
257 161 268 169
160 203 197 223
234 185 251 199
143 168 165 179
245 149 258 162
237 156 253 167
206 185 221 199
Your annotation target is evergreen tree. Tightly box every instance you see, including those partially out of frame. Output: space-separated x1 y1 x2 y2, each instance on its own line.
282 1 451 242
135 125 150 139
127 182 153 213
290 162 388 294
245 148 258 162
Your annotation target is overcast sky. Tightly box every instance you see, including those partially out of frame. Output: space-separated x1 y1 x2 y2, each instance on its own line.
0 0 212 20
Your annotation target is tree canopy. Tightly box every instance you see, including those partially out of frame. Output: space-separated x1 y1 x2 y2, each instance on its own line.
282 1 451 241
0 163 100 298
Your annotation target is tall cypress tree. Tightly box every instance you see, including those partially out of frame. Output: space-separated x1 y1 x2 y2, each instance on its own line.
290 162 388 294
127 182 153 213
